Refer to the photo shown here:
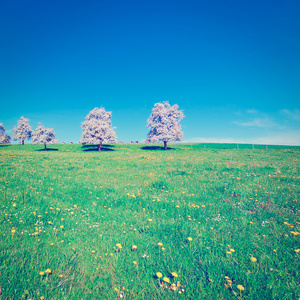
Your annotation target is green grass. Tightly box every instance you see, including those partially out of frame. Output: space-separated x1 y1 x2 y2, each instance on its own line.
0 143 299 299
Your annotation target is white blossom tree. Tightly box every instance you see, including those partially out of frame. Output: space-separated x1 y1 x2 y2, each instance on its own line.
80 107 117 151
13 116 33 145
0 123 5 137
145 101 184 150
0 123 11 144
31 123 58 150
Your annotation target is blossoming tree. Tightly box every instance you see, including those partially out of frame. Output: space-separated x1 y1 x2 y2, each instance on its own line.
80 107 117 151
145 101 184 150
0 123 11 144
12 116 33 145
31 123 58 150
0 123 5 143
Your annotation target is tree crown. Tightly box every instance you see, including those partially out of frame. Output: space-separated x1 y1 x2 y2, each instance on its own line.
146 101 184 143
13 116 32 142
0 123 10 144
31 123 58 145
80 107 117 145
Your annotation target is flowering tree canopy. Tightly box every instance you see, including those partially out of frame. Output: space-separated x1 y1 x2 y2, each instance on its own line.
31 123 58 150
0 123 11 144
0 123 4 135
12 116 33 145
146 101 184 149
80 107 117 151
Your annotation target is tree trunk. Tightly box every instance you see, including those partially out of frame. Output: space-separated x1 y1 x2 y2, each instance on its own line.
164 141 167 150
22 140 24 145
97 143 102 151
44 144 47 151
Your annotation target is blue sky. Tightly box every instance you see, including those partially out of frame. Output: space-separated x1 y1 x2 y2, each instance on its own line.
1 0 300 145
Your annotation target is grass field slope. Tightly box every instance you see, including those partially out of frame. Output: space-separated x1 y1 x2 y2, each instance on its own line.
0 143 299 299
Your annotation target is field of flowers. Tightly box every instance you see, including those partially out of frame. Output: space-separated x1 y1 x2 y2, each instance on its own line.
0 143 299 299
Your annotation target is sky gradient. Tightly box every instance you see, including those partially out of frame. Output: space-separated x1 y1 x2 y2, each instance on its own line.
1 0 300 145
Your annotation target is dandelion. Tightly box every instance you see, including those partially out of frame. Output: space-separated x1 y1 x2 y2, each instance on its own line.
230 248 235 252
132 245 137 250
236 284 245 292
45 269 52 274
171 272 178 277
163 277 170 283
116 243 122 249
156 272 163 278
148 219 153 221
133 261 137 265
162 247 165 251
237 284 245 296
39 271 45 276
187 237 193 241
58 274 63 278
158 242 163 246
250 257 257 262
295 249 300 253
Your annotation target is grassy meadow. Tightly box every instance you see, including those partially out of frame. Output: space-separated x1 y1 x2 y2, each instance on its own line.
0 143 299 299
